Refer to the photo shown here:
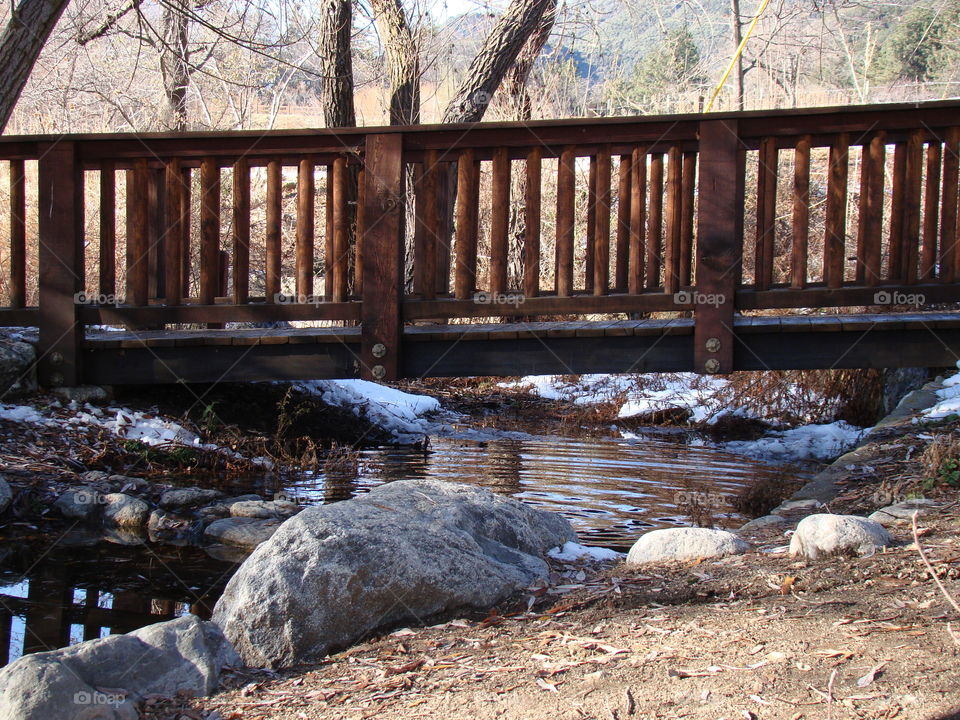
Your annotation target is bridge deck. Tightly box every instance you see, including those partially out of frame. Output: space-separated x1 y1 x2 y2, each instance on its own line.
80 312 960 384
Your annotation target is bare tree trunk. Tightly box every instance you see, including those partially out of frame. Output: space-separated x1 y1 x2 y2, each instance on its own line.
160 1 190 131
0 0 70 131
731 0 744 111
318 0 356 128
442 0 556 124
505 2 556 287
371 0 419 125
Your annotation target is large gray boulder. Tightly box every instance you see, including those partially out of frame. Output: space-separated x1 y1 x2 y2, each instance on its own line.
626 527 750 564
789 514 892 559
0 615 239 720
213 479 576 668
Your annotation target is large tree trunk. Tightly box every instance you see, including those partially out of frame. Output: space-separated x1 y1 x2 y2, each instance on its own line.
0 0 71 131
371 0 419 125
504 2 556 287
318 0 356 128
160 1 190 131
731 0 745 111
442 0 556 124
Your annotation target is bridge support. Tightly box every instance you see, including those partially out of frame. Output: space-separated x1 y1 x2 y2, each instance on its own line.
694 120 743 374
360 133 405 381
37 141 83 388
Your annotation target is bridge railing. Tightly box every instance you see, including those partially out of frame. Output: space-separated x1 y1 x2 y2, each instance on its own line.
1 100 958 385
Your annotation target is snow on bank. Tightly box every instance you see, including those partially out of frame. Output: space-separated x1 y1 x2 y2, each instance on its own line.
548 542 622 562
722 421 864 462
296 380 441 442
920 362 960 420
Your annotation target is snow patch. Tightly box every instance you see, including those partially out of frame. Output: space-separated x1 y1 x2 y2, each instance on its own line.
722 421 863 462
548 541 623 562
920 362 960 420
0 404 52 424
296 379 440 442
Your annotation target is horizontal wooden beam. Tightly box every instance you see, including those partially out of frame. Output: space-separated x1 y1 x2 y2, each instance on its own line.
78 302 360 325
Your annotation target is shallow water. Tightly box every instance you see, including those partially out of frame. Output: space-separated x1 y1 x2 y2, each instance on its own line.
0 431 807 665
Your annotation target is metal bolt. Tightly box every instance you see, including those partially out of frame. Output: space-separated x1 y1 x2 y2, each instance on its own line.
49 372 64 387
372 343 387 358
704 358 721 374
705 337 721 353
372 365 386 380
50 351 63 366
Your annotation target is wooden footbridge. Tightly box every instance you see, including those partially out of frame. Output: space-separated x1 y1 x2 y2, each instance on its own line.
2 100 960 387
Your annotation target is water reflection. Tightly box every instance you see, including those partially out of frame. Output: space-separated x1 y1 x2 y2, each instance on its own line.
286 434 807 549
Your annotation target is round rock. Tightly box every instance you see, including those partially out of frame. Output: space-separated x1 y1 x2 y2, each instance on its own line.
203 517 283 549
103 493 150 528
626 527 750 564
868 499 939 527
53 487 103 521
159 487 224 510
789 514 892 560
229 500 300 520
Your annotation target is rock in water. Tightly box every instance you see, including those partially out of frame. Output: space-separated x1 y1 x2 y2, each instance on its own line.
789 513 892 559
102 493 149 528
0 615 238 720
212 479 576 668
0 475 12 514
626 527 750 564
203 517 283 548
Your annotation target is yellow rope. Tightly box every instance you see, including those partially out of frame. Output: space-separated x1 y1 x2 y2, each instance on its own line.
705 0 772 112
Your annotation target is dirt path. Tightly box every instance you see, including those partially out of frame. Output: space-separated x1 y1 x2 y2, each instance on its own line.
150 502 960 720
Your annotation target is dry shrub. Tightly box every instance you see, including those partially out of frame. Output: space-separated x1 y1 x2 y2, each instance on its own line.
715 368 885 426
323 444 362 476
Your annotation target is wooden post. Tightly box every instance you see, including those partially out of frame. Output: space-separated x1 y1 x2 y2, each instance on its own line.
38 142 83 387
694 120 742 375
361 133 404 381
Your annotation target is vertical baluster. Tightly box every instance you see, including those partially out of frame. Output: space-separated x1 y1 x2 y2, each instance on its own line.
679 151 696 287
413 159 438 298
489 147 510 294
523 146 542 299
331 156 349 302
755 137 777 290
859 133 886 287
435 164 452 295
614 153 631 293
163 158 182 305
555 147 575 297
323 165 334 300
646 152 664 289
664 144 683 294
921 141 942 280
98 161 115 300
8 159 26 308
628 146 647 294
454 148 479 300
888 142 907 281
147 169 165 300
823 133 849 289
232 158 250 304
199 157 220 305
296 158 315 299
791 136 811 289
265 159 281 303
902 129 924 284
127 159 149 307
593 145 611 296
942 127 960 283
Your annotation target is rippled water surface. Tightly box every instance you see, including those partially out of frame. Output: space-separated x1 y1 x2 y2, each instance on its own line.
0 431 807 665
